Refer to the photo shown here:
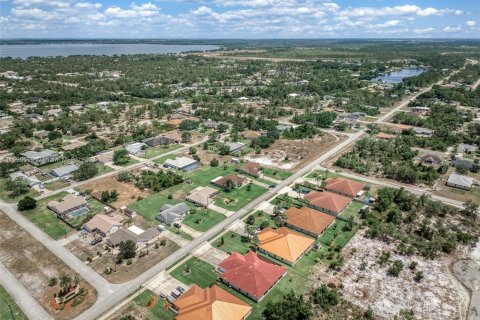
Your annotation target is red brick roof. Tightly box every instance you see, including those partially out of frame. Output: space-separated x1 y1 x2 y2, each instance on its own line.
238 162 261 176
305 191 351 214
219 252 286 300
324 177 366 198
285 207 335 236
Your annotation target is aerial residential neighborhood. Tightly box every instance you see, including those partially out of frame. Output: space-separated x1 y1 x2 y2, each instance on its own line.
0 2 479 320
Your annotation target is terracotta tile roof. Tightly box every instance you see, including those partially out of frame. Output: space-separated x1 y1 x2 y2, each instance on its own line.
167 119 182 127
285 207 335 236
257 227 314 264
219 252 286 300
305 191 351 214
324 177 366 198
175 285 251 320
241 130 262 139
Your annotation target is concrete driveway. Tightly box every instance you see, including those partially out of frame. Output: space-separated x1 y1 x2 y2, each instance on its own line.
145 270 189 297
192 243 229 268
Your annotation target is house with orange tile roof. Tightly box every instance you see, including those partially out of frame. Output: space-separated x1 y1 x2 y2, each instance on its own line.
324 177 366 198
284 207 336 238
173 285 251 320
304 190 351 215
257 227 314 265
167 118 183 128
218 251 286 302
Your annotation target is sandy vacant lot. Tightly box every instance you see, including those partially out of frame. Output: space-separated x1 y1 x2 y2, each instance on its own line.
0 211 97 320
311 230 469 320
79 173 151 208
246 132 345 171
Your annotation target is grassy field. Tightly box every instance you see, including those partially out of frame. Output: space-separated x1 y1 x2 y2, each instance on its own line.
153 154 177 165
95 163 114 175
183 164 237 186
212 231 252 255
171 257 219 288
133 290 175 320
0 286 27 320
117 157 139 167
128 193 180 221
143 144 182 159
182 209 226 232
244 211 277 229
262 167 292 180
167 226 194 241
43 179 70 191
214 184 267 211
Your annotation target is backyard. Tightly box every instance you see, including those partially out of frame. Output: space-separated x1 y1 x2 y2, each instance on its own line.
170 257 219 288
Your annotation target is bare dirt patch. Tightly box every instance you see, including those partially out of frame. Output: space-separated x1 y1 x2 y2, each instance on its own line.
246 133 345 172
88 238 180 284
79 173 151 208
0 211 97 319
311 230 469 320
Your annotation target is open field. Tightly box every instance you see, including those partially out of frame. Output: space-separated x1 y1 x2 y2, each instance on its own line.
0 211 97 319
79 173 151 209
89 238 180 284
0 285 27 320
170 257 219 288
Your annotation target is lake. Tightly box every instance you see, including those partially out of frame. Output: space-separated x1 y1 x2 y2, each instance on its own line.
372 67 425 84
0 43 220 59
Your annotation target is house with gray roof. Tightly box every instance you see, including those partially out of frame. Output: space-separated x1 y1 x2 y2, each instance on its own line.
106 226 161 248
225 142 245 154
156 202 190 226
143 136 177 147
9 171 42 187
451 158 474 171
446 173 473 190
51 164 78 178
457 144 477 154
21 149 58 165
164 156 200 171
413 127 433 137
124 142 147 155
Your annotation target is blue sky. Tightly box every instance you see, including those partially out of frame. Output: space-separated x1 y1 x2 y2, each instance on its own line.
0 0 479 38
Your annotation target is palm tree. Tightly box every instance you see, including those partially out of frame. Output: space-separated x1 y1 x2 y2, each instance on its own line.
59 274 71 293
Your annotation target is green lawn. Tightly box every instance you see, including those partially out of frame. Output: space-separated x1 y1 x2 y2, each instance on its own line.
183 165 237 186
153 154 177 166
214 184 267 211
340 201 363 219
171 257 219 288
0 178 39 203
128 193 180 221
244 211 277 229
262 167 292 180
212 231 252 255
44 179 70 191
117 157 139 167
133 290 175 320
95 163 114 175
182 210 226 232
0 286 27 320
143 144 182 159
167 226 194 241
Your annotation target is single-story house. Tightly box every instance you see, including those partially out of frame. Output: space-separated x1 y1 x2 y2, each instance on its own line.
107 226 161 248
211 175 247 190
412 106 430 112
324 177 366 198
33 130 50 139
237 162 261 177
91 151 114 164
305 190 352 216
47 194 89 217
446 172 473 190
164 156 200 171
173 285 252 320
241 130 262 140
203 119 220 129
276 124 293 133
124 142 147 155
186 186 219 208
51 164 78 178
413 127 434 137
83 214 123 237
156 202 190 226
257 227 314 265
21 149 58 166
143 135 177 147
218 251 287 302
225 142 245 154
167 119 182 128
284 207 336 238
9 171 42 187
457 143 477 154
451 158 474 170
414 149 445 166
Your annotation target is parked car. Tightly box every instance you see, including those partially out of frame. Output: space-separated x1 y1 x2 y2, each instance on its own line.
157 225 166 231
90 237 102 245
159 292 166 299
166 295 175 303
171 288 182 298
173 223 182 229
269 184 276 189
176 286 186 294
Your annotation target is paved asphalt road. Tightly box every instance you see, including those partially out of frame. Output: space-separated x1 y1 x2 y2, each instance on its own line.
0 69 464 320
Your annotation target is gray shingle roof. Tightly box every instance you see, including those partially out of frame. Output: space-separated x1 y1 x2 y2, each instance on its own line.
447 173 473 188
156 202 190 225
51 164 78 177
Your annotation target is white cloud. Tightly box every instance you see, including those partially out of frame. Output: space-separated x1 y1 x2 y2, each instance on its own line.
12 0 70 8
413 27 435 34
466 20 477 27
443 26 462 32
74 2 102 10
